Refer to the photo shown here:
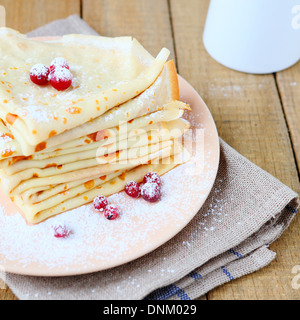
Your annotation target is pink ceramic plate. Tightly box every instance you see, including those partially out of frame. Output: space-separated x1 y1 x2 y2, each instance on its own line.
0 75 219 277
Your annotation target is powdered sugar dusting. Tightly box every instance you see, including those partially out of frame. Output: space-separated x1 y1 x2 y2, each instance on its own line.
19 105 57 123
50 67 72 82
30 63 49 77
0 146 16 157
50 57 69 70
0 133 13 146
0 159 216 274
140 182 161 202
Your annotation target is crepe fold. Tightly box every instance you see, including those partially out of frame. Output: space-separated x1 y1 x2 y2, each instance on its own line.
0 28 192 224
14 153 188 224
0 58 179 158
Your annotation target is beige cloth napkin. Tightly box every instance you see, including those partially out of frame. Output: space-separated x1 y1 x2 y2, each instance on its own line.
2 15 299 300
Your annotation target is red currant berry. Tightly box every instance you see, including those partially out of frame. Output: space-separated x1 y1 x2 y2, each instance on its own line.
125 181 140 198
141 182 161 203
49 67 72 91
52 224 70 238
30 63 50 86
50 57 69 71
143 172 161 186
104 204 120 220
93 195 108 211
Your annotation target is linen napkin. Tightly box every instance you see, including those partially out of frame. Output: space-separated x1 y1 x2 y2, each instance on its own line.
1 15 299 300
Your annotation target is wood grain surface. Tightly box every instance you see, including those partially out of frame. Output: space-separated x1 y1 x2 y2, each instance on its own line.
0 0 299 300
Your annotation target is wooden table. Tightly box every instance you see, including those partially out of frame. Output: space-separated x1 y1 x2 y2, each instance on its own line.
0 0 299 300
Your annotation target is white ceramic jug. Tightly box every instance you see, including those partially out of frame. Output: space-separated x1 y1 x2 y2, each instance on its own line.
203 0 300 74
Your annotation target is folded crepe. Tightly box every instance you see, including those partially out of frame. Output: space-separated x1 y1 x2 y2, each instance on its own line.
3 118 190 176
0 102 189 195
0 28 170 153
0 28 192 224
0 99 187 162
0 59 180 158
14 151 189 225
18 119 190 206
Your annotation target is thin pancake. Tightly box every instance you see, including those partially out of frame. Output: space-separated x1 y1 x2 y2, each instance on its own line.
13 151 189 224
19 117 190 204
27 59 180 153
6 140 176 196
0 28 170 150
0 99 187 160
21 172 118 204
3 118 190 175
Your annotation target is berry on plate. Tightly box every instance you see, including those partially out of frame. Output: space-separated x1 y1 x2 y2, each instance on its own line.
30 63 50 86
125 181 140 198
104 204 120 220
143 172 161 186
93 195 108 211
49 66 73 91
52 224 70 238
140 182 161 203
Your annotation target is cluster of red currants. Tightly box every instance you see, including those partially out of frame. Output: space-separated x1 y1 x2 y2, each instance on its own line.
29 57 73 91
124 172 162 203
93 172 162 222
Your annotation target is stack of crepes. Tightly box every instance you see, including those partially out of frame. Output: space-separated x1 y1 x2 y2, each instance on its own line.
0 28 191 224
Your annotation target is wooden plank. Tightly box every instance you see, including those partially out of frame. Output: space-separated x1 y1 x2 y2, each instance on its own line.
82 0 175 60
0 286 18 300
0 0 80 33
276 62 300 171
170 0 300 299
0 0 81 301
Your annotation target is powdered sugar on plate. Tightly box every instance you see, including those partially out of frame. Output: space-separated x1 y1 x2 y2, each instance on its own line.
0 159 216 275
